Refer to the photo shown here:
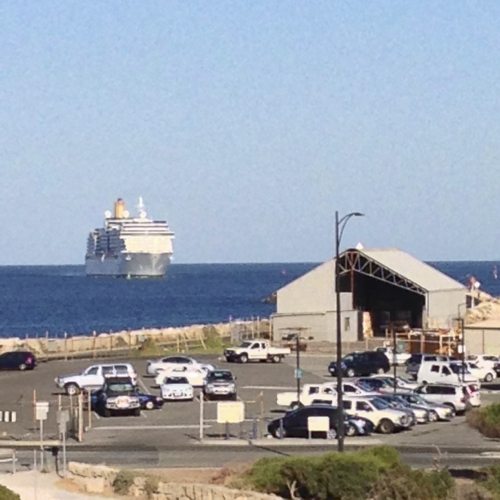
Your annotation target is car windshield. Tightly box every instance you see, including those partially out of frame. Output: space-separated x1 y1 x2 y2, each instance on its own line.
165 377 189 385
397 376 413 385
372 398 390 410
382 378 395 387
240 342 252 348
207 372 233 382
356 381 374 392
450 364 470 375
359 379 383 389
107 383 133 393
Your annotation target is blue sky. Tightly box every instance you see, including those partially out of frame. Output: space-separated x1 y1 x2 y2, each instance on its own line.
1 1 499 264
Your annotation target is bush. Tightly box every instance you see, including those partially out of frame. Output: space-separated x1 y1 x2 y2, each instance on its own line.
467 404 500 438
113 470 135 495
0 485 20 500
143 475 160 498
476 464 500 498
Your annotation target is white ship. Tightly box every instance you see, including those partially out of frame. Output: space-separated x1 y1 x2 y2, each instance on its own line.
85 198 174 277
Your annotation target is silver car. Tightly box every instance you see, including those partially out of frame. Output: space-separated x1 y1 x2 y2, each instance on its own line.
397 392 455 421
376 394 427 424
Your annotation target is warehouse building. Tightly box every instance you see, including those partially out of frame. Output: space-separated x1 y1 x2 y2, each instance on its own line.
272 247 467 342
464 319 500 356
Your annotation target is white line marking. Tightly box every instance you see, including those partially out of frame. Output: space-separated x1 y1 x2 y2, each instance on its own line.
242 386 295 390
138 377 151 395
93 412 101 420
94 425 211 431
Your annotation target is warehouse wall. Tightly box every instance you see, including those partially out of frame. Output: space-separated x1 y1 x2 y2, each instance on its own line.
464 328 500 356
427 289 467 329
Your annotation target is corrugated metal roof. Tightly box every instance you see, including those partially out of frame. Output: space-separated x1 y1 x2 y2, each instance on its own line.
354 248 466 292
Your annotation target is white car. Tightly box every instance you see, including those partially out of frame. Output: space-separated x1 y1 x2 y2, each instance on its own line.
370 375 419 391
456 361 496 383
467 355 499 371
155 366 207 387
415 383 481 413
277 383 337 408
160 376 194 401
417 361 479 385
375 347 411 366
146 356 215 376
342 396 412 434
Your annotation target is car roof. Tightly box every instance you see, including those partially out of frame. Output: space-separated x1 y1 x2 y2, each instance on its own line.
105 377 133 383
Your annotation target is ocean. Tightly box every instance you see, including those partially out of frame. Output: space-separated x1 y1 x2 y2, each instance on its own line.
0 261 498 339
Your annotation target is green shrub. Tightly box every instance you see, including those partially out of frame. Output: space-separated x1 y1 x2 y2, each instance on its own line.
476 464 500 498
245 456 286 494
467 404 500 438
0 485 20 500
143 475 160 498
113 470 135 495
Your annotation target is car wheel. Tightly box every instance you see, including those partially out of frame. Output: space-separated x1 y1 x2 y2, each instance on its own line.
272 427 287 439
65 383 80 396
377 367 385 375
272 355 281 364
145 401 155 410
239 354 248 364
346 368 355 378
134 409 141 417
429 410 439 422
485 373 494 383
345 424 357 437
18 364 27 371
377 419 395 434
103 408 111 418
443 403 456 413
231 394 237 401
327 428 337 440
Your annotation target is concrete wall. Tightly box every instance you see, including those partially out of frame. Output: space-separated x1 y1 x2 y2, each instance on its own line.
67 462 277 500
427 289 467 329
464 328 500 356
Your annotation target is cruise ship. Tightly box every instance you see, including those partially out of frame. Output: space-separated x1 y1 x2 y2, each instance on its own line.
85 198 174 277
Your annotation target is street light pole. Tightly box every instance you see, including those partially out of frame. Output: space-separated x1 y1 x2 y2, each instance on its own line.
335 210 364 453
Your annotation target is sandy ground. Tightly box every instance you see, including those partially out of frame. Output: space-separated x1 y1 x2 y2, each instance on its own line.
0 471 112 500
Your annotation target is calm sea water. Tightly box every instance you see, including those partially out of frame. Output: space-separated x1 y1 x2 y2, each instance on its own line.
0 261 498 338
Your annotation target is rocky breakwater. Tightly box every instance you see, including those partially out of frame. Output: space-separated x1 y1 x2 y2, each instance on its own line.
67 462 278 500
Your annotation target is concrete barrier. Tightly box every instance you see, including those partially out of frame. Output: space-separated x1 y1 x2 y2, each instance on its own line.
67 462 278 499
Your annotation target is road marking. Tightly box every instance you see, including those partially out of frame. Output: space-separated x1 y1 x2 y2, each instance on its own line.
138 377 151 395
93 412 101 420
94 425 211 431
242 386 295 390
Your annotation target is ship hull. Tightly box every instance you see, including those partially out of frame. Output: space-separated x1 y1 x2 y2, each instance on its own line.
85 253 171 277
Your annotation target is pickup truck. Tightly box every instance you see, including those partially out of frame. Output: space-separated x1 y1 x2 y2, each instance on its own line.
224 340 290 364
277 383 337 409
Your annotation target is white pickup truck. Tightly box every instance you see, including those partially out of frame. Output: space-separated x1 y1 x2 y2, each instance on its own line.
224 340 290 364
276 383 337 409
375 346 411 366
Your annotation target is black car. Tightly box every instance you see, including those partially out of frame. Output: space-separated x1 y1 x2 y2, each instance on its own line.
93 377 142 417
267 405 373 439
0 351 37 371
91 387 163 411
328 351 389 377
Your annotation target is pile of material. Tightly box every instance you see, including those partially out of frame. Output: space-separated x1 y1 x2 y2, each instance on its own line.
466 295 500 324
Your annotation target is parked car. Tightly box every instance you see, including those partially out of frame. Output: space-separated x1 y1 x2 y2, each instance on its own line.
355 377 393 394
370 374 419 391
415 383 480 413
267 405 373 439
396 392 455 421
406 354 443 379
417 361 479 385
277 383 336 408
146 356 215 376
375 394 428 424
93 377 141 417
374 346 411 366
224 340 290 364
328 351 390 377
203 369 237 400
160 376 194 401
55 363 137 396
0 351 37 371
333 382 378 396
467 354 499 371
455 361 496 383
92 387 164 411
155 366 207 387
342 396 412 434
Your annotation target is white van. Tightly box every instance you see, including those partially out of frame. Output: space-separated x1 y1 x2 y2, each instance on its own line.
417 361 478 385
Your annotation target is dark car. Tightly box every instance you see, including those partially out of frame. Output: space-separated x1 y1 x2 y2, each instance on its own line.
328 351 389 377
93 377 141 417
0 351 37 371
267 405 373 439
91 384 163 411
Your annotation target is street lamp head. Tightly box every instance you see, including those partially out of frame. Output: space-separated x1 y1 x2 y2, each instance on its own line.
353 212 364 217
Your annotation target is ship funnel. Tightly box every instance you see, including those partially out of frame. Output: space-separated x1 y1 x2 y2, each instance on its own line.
114 198 126 219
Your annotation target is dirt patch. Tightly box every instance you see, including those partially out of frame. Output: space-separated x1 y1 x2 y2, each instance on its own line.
132 467 222 485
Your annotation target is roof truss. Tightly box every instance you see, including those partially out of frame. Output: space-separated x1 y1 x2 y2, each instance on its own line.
338 250 427 296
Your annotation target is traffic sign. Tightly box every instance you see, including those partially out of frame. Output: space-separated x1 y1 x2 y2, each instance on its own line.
294 368 303 379
35 402 49 421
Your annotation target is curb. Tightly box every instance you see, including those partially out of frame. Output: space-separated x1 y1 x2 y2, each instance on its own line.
196 437 383 447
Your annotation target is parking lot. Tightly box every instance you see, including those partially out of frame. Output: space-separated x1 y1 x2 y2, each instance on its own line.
2 353 500 453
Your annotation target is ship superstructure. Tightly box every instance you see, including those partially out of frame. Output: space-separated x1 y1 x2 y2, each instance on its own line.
85 198 174 277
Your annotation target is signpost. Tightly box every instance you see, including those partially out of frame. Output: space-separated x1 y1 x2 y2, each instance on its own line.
57 409 69 476
35 402 49 471
307 416 329 439
217 402 245 440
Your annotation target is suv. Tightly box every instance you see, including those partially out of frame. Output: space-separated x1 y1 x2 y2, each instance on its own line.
55 363 137 395
328 351 390 377
406 354 442 379
0 351 37 371
203 370 237 400
93 377 141 417
415 383 480 413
